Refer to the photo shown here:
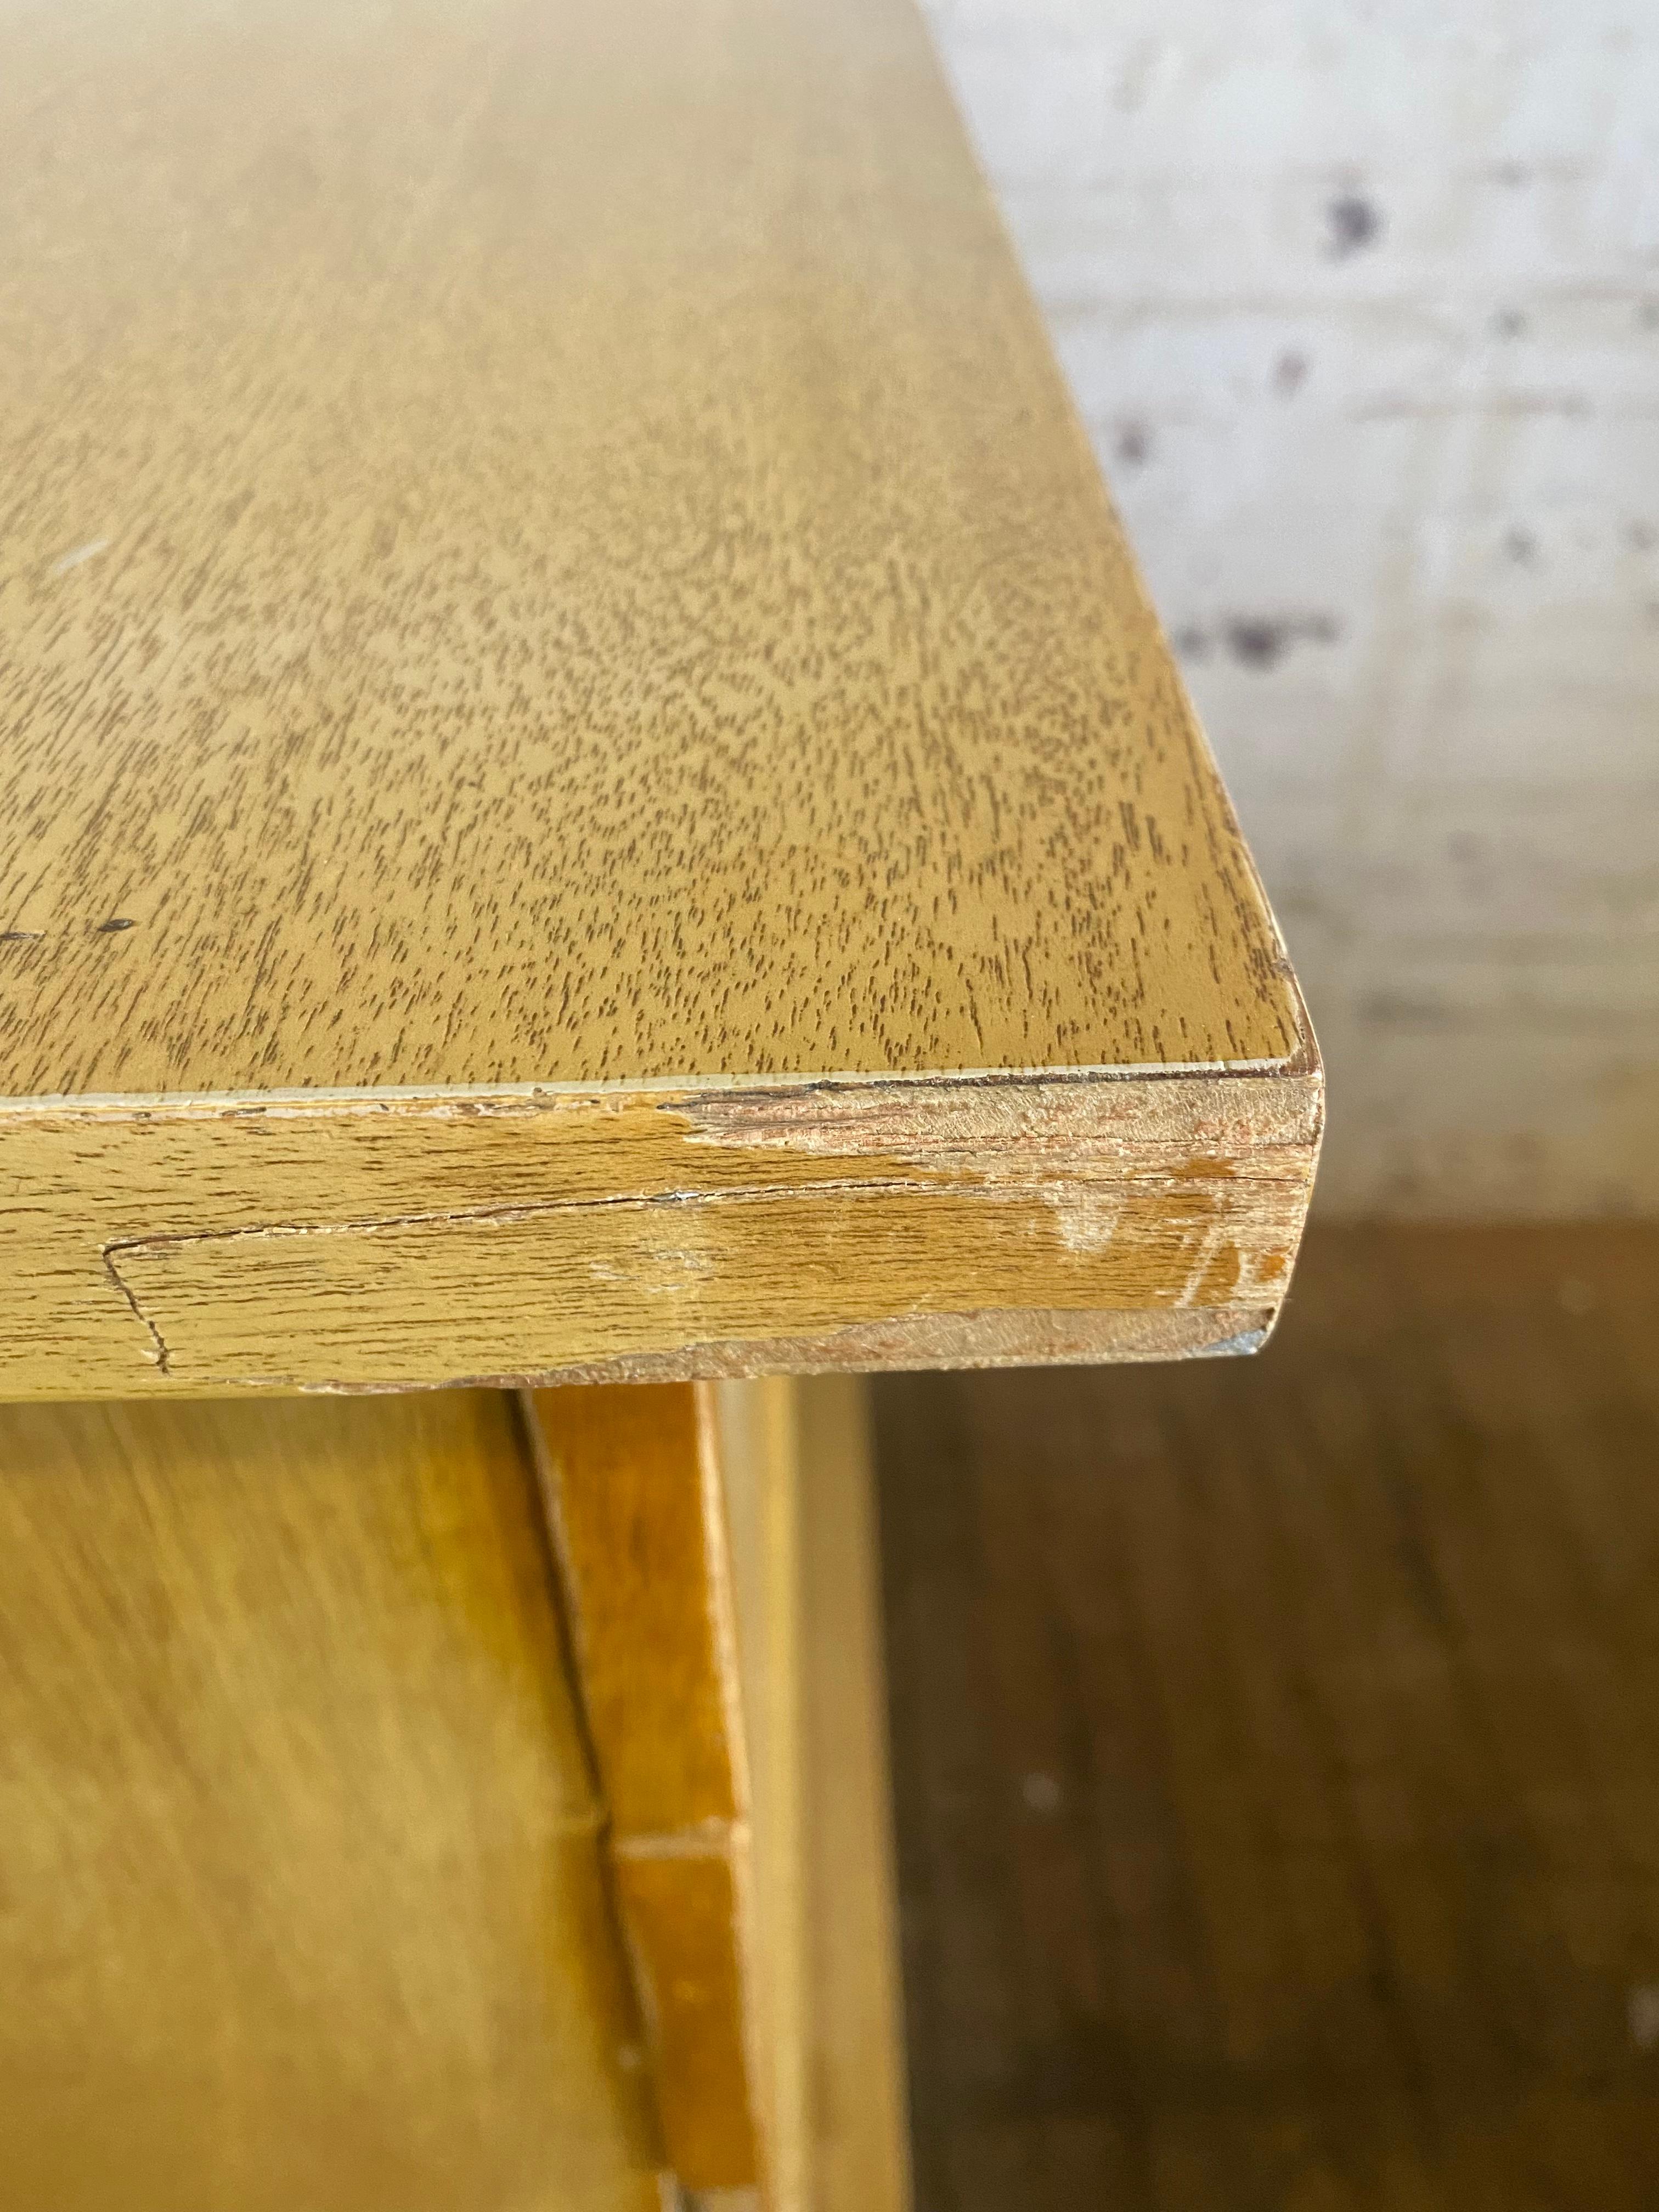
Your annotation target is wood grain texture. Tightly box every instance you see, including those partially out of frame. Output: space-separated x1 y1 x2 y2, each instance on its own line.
875 1225 1659 2210
612 1852 759 2199
0 0 1319 1396
526 1384 762 2194
527 1385 743 1836
0 1389 663 2211
4 1070 1318 1398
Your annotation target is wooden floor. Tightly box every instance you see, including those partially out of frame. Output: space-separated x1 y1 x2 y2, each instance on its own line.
874 1226 1659 2211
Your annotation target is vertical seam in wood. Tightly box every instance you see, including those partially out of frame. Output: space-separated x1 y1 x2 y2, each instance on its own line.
696 1381 752 1822
696 1381 768 2201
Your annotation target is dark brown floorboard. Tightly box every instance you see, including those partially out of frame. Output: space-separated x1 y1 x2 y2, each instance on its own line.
874 1226 1659 2212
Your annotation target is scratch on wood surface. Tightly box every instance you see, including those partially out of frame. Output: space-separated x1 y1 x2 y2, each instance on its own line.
99 1241 171 1371
48 538 109 577
612 1822 748 1863
99 1177 951 1263
1172 1216 1296 1308
25 1059 1318 1397
95 1177 952 1375
674 1069 1323 1168
1195 1324 1272 1357
0 0 1325 1407
1046 1186 1126 1253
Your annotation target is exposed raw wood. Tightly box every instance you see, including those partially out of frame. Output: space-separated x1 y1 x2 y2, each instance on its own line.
4 1069 1318 1397
525 1384 762 2194
0 1390 663 2210
718 1377 913 2212
0 0 1320 1398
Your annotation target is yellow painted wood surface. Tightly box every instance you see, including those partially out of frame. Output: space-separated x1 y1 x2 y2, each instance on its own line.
718 1377 913 2212
5 1071 1318 1397
0 1390 663 2210
794 1378 914 2212
0 0 1319 1397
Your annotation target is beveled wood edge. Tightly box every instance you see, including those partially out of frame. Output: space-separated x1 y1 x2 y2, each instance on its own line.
0 970 1321 1121
5 1020 1320 1396
137 1305 1281 1401
434 1304 1284 1392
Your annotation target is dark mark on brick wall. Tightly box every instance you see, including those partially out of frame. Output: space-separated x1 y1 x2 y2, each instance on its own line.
1173 615 1342 670
1226 613 1343 669
1114 420 1152 469
1326 193 1383 257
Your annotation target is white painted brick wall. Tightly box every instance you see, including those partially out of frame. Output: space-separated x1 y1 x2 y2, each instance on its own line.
923 0 1659 1216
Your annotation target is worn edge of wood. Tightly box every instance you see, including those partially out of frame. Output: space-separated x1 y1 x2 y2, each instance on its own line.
0 1019 1320 1118
457 1304 1287 1389
4 994 1322 1397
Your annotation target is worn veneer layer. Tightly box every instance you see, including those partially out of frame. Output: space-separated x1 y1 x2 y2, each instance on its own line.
5 1062 1318 1396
